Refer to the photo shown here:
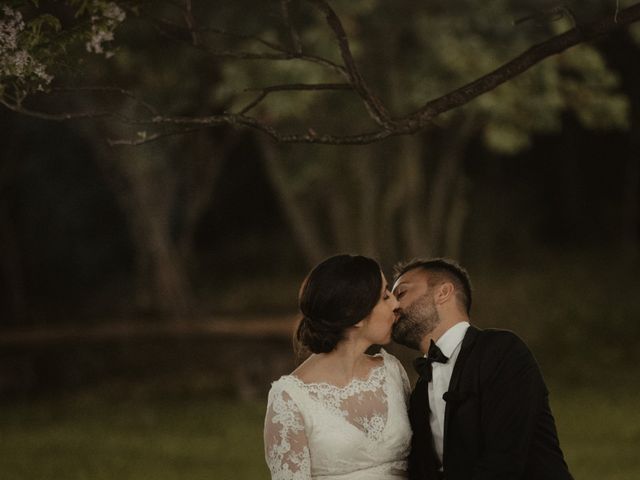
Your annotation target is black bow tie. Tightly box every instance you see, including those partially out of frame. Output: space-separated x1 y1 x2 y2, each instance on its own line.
413 340 449 382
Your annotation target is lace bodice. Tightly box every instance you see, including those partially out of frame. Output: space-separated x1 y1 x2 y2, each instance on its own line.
264 350 412 480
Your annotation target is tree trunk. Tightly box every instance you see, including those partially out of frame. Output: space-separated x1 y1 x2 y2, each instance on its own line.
326 185 353 253
91 140 194 318
623 134 639 261
427 115 476 256
0 204 28 322
260 139 329 266
399 136 429 258
350 148 379 258
443 175 469 260
0 141 28 323
143 214 192 316
177 131 230 267
380 162 405 263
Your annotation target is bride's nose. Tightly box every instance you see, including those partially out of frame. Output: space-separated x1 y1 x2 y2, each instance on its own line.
390 296 399 310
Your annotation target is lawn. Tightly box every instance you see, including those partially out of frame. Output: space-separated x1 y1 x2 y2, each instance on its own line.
1 386 639 480
0 393 269 480
552 387 640 480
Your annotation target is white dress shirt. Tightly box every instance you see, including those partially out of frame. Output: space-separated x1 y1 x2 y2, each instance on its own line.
427 321 470 465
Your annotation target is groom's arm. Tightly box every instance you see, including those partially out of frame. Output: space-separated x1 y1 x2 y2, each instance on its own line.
472 332 547 480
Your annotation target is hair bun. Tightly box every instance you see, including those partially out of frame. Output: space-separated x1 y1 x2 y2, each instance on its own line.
296 315 343 354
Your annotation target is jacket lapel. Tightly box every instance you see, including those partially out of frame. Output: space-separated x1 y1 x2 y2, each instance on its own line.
442 325 481 461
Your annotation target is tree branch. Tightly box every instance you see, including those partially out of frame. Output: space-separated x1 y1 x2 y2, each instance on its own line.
149 15 348 76
182 0 201 46
280 0 303 54
4 2 640 146
305 0 392 128
406 2 640 127
237 82 352 114
107 127 204 146
50 86 160 117
149 15 285 51
0 98 112 121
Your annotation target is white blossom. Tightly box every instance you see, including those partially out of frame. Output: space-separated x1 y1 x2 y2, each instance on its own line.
103 3 126 23
0 6 25 51
86 24 115 54
0 6 53 88
85 2 126 57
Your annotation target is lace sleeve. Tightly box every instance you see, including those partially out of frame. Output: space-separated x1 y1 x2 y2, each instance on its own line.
264 382 311 480
383 351 412 403
399 361 411 401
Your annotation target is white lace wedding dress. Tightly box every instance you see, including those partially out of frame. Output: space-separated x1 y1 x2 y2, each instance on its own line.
264 349 412 480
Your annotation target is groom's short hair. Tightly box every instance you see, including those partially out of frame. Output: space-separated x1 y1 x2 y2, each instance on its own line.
393 258 472 314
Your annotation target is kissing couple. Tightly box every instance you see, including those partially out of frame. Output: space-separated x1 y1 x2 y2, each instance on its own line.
264 255 573 480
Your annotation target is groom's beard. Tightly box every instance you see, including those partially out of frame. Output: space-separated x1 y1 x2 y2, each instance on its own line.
392 293 441 350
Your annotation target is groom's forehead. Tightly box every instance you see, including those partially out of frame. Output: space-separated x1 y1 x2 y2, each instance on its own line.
392 268 429 291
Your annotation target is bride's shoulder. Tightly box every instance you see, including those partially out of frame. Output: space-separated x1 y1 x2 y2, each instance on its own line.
267 374 303 404
376 349 408 374
287 354 333 385
376 348 400 364
269 357 320 394
376 349 411 396
290 354 316 378
269 373 299 391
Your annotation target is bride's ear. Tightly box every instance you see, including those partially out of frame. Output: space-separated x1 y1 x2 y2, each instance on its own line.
353 310 374 329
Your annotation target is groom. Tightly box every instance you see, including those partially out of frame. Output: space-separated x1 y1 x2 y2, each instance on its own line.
391 258 573 480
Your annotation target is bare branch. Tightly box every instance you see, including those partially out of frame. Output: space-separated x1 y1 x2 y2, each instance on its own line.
291 52 348 77
275 128 397 144
280 0 303 53
196 37 347 76
146 111 399 144
305 0 392 128
0 98 112 121
149 15 286 51
238 82 352 114
107 127 203 146
148 15 347 76
1 92 395 145
50 86 160 116
148 19 292 60
196 46 299 60
1 97 154 127
182 0 201 46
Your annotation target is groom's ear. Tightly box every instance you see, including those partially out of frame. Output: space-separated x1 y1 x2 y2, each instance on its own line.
435 282 455 305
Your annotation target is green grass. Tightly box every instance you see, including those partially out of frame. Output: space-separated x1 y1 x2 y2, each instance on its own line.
551 387 640 480
1 387 639 480
0 393 270 480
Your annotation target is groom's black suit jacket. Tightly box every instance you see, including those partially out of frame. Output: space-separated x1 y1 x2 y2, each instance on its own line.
408 325 573 480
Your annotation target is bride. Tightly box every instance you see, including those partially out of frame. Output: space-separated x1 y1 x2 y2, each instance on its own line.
264 254 412 479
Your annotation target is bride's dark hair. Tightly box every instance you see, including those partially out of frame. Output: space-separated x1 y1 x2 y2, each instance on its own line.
295 254 382 355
